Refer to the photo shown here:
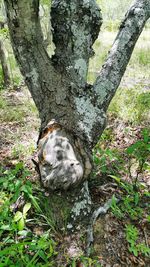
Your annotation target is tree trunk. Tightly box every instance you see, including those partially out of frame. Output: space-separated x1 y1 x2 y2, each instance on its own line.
0 22 11 87
4 0 150 254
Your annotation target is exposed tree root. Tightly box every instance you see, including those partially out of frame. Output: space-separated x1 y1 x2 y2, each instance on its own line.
86 196 120 256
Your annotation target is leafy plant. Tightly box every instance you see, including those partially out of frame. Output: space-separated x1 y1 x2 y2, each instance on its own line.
111 194 124 218
0 163 57 266
126 128 150 185
125 224 139 256
0 233 57 267
14 203 31 231
125 224 150 257
110 175 144 220
93 147 124 175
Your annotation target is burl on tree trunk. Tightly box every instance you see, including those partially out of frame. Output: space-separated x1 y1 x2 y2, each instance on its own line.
4 0 150 253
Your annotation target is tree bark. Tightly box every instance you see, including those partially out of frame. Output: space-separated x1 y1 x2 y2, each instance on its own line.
0 21 11 87
4 0 150 251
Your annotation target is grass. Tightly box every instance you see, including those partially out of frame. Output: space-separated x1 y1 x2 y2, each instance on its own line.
88 28 150 124
0 89 38 123
0 87 39 166
11 142 35 159
88 29 150 80
108 86 150 123
0 163 58 266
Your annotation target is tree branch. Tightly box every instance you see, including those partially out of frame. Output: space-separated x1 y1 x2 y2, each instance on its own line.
51 0 102 88
93 0 150 111
4 0 59 116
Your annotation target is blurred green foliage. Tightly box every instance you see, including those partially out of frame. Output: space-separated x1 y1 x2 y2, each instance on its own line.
0 163 57 266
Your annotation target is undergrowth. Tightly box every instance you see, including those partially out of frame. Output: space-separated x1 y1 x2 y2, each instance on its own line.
93 128 150 259
0 163 102 266
0 163 57 266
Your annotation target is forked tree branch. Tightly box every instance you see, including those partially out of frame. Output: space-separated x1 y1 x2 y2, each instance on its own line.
93 0 150 111
4 0 60 115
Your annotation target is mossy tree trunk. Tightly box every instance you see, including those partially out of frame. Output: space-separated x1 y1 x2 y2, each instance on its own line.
0 21 11 87
4 0 150 245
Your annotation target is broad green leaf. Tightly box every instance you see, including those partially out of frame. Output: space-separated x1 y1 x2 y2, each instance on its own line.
0 224 12 231
18 217 25 231
14 211 23 222
18 230 29 236
23 202 31 215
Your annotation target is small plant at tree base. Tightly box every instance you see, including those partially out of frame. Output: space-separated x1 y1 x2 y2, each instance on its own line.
125 224 150 257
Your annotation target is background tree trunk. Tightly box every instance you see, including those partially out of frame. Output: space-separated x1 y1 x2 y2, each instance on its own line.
0 21 11 87
4 0 150 249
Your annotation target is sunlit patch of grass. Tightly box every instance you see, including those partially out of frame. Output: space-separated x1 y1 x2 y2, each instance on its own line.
88 29 150 84
0 96 7 109
88 28 150 124
12 142 35 159
1 107 27 123
104 19 120 32
108 86 150 124
0 89 38 123
130 47 150 67
24 98 38 115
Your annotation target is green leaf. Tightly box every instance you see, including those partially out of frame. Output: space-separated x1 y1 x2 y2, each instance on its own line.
18 230 29 236
147 215 150 222
129 246 138 257
142 129 149 143
23 202 31 215
18 217 25 231
126 141 142 154
14 211 23 222
29 194 42 213
38 250 47 262
134 192 139 205
109 175 121 183
0 224 12 231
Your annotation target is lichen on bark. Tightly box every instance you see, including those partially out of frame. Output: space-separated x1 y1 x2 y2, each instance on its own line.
51 0 102 87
